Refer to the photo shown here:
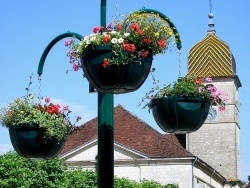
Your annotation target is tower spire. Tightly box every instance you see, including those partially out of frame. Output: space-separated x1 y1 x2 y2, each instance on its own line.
208 0 216 33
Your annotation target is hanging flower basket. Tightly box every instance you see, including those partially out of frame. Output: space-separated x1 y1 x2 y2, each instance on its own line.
139 72 228 134
65 10 180 94
0 79 81 159
80 45 153 94
9 124 65 159
150 96 210 134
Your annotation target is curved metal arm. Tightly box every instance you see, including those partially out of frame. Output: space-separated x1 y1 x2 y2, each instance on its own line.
37 32 82 75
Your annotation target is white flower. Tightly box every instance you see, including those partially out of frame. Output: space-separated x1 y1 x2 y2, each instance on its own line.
90 36 96 41
110 31 117 35
117 38 124 43
111 38 118 44
83 36 90 41
124 33 130 37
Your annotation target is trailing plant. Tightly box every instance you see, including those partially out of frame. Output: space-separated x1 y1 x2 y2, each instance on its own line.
0 74 81 142
139 68 228 112
65 11 178 71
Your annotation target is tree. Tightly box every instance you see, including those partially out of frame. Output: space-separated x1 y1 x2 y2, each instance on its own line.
0 151 66 187
0 151 178 188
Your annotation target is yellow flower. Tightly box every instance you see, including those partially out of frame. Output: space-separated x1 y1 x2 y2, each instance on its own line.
20 111 24 114
168 29 173 36
154 32 159 36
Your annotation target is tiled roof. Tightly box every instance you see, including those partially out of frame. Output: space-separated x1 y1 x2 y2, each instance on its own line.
61 105 193 158
187 33 236 77
164 134 186 148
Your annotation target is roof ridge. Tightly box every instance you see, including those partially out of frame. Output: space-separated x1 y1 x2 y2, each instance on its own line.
62 104 194 157
115 105 164 135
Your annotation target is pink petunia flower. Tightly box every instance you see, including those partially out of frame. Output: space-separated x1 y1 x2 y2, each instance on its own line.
205 77 212 82
71 62 81 71
63 105 69 111
218 106 225 112
76 115 82 122
65 39 73 47
44 97 50 103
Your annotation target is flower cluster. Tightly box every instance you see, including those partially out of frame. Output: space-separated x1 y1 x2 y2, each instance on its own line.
139 69 228 111
0 95 81 142
65 11 177 70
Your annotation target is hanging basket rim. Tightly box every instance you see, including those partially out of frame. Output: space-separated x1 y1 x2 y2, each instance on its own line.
9 123 65 159
150 96 210 107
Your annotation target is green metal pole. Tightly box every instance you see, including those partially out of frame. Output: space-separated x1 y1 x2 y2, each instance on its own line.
97 93 114 187
98 1 114 188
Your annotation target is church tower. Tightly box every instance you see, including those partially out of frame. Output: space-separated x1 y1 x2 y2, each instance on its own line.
186 8 242 180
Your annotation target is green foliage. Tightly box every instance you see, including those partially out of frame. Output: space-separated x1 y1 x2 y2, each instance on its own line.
139 68 227 112
63 169 98 188
164 184 179 188
0 94 75 142
114 177 140 188
0 151 66 188
154 76 211 99
228 177 238 187
140 179 163 188
66 11 176 70
0 151 179 188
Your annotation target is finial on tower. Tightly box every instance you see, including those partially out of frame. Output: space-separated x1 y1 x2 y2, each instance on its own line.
208 0 216 33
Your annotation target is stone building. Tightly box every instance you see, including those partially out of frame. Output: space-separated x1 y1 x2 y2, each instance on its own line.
60 105 226 188
60 8 243 188
186 12 242 182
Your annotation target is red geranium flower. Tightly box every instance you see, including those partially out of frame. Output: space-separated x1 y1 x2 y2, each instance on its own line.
123 43 136 53
93 27 101 33
103 35 111 43
136 29 143 35
195 78 202 85
138 49 149 58
143 38 151 44
115 24 122 31
102 58 109 68
130 23 139 31
157 39 166 48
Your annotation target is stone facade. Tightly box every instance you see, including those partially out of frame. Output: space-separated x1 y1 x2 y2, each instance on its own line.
61 141 226 188
187 77 241 180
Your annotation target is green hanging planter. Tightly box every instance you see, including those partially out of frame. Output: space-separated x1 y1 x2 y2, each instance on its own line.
9 124 65 159
80 45 153 94
150 96 210 134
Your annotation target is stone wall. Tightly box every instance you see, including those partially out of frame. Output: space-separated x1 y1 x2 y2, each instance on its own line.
187 77 241 180
114 163 192 187
63 144 226 188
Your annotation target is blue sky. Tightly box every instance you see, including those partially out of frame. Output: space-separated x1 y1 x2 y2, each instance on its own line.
0 0 249 182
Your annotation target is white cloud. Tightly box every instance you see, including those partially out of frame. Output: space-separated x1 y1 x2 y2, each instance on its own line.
0 144 13 155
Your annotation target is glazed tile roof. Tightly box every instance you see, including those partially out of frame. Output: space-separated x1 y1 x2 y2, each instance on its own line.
187 33 236 77
61 105 193 158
